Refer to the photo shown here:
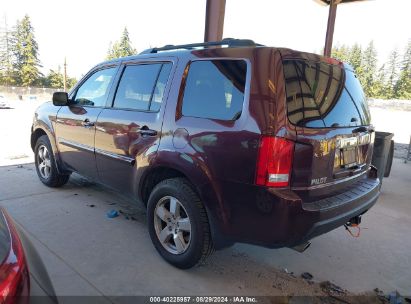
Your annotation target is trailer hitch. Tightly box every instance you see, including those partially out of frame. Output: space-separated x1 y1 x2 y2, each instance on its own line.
344 215 362 238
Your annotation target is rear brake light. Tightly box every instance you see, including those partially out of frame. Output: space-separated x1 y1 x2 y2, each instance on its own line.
255 136 294 187
0 211 30 304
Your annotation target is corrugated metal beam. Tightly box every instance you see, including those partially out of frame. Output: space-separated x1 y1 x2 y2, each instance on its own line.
204 0 226 42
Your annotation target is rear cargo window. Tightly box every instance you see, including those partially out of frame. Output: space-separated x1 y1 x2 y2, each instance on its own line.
283 60 371 128
181 60 247 120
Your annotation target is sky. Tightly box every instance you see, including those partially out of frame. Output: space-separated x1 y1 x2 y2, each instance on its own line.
1 0 410 79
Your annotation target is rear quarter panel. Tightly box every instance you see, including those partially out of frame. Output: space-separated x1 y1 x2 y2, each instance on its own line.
155 47 291 240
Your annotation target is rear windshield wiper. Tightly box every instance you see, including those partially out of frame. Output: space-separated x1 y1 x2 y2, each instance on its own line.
352 126 368 133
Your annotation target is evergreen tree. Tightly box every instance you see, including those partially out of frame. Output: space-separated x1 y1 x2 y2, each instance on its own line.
13 15 42 86
106 27 136 60
46 67 64 88
43 67 77 90
0 16 16 85
361 41 378 97
395 41 411 99
373 64 388 98
331 44 350 63
385 48 400 98
348 43 363 82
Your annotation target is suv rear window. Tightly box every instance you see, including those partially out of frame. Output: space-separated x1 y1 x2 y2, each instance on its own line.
181 60 247 120
283 59 371 128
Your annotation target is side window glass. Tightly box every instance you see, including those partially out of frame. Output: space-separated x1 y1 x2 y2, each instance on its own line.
181 60 247 120
114 64 165 111
74 68 117 107
150 63 172 111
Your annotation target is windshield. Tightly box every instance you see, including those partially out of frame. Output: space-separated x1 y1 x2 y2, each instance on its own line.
283 59 371 128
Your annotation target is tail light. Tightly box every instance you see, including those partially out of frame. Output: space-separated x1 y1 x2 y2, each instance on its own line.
0 211 30 304
255 136 294 187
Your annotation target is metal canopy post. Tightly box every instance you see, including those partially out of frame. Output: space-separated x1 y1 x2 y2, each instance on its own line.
324 0 338 57
204 0 226 42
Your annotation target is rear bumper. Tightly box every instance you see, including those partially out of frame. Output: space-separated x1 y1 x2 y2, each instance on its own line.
296 177 380 245
212 172 380 249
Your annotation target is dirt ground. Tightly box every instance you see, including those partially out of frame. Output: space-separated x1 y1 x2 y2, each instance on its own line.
1 164 396 303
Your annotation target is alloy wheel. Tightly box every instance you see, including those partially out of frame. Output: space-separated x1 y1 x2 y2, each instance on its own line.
37 145 52 179
154 196 191 254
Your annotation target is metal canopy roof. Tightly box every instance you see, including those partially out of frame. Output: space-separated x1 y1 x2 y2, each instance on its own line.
204 0 371 57
315 0 369 5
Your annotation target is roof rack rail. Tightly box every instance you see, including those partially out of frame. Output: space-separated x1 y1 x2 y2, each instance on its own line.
140 38 263 55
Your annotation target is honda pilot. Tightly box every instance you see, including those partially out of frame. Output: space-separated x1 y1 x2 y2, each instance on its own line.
31 39 380 269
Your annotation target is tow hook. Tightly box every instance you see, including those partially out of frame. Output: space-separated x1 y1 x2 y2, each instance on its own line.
344 215 362 237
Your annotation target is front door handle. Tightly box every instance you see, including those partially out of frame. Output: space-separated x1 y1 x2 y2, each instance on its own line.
81 119 95 128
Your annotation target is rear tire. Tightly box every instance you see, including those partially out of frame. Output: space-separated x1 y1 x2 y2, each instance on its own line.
34 135 70 187
147 178 214 269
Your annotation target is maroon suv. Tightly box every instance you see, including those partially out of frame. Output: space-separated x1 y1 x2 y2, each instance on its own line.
31 39 380 269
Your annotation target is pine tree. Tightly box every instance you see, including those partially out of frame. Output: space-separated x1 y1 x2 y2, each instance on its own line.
373 64 388 98
395 41 411 99
385 48 400 99
46 67 64 88
361 41 378 97
106 27 136 60
13 15 42 86
348 43 363 82
0 16 16 85
331 44 350 63
43 66 77 90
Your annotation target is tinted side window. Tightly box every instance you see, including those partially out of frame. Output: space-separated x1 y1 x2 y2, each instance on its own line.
182 60 247 120
114 64 162 111
113 63 172 111
74 68 117 107
283 60 369 128
150 63 172 112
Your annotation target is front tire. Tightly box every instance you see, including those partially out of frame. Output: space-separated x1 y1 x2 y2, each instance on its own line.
34 135 70 187
147 178 214 269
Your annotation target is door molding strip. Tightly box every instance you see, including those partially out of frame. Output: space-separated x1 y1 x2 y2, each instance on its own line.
58 138 94 153
95 148 135 166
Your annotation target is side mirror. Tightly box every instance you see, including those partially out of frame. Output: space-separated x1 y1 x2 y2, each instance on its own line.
52 92 69 106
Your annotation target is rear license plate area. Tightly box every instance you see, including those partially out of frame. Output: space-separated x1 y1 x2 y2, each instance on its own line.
341 147 358 168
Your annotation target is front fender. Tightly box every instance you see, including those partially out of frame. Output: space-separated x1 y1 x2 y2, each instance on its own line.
31 102 66 173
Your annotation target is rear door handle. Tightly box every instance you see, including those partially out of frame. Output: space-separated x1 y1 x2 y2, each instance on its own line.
139 129 157 136
81 119 95 128
138 126 157 136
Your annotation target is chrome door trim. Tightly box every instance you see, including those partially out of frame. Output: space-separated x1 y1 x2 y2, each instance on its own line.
58 138 94 153
95 148 135 166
